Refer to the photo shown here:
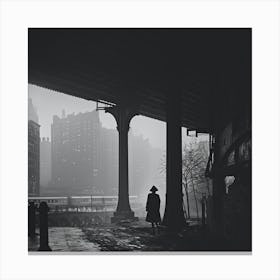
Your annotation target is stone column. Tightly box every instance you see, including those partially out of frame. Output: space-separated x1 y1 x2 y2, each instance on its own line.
38 202 52 251
28 202 36 238
211 131 226 237
212 156 226 236
162 92 185 230
105 105 138 222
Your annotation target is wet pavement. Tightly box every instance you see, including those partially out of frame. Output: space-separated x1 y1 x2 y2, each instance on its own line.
29 219 235 252
28 227 100 252
82 219 209 251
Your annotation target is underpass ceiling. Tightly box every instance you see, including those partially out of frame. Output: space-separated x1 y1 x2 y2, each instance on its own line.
29 28 251 133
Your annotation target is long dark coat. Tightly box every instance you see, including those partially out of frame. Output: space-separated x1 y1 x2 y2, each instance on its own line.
146 193 161 223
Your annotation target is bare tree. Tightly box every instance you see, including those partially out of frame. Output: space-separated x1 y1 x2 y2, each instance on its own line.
182 167 190 219
183 139 212 217
159 138 210 219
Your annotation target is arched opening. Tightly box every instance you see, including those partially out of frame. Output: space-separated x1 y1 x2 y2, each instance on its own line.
129 116 166 219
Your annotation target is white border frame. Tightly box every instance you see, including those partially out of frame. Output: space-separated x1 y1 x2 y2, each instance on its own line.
1 0 280 279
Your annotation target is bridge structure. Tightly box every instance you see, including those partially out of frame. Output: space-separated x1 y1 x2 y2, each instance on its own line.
29 29 251 239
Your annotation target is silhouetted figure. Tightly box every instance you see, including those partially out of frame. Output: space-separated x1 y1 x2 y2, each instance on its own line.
28 202 36 238
146 186 161 234
38 202 52 251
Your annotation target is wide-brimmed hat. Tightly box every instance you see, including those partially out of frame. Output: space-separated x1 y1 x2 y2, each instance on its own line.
150 185 158 192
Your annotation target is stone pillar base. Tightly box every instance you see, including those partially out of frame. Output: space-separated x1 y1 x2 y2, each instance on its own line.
111 210 138 223
38 245 52 251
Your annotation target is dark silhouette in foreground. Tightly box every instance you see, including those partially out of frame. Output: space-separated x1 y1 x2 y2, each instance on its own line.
146 186 161 234
38 202 52 251
28 202 36 238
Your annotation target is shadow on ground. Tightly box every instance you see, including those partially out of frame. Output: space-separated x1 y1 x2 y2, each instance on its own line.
82 218 248 252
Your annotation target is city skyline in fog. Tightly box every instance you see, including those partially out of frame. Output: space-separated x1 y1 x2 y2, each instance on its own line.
29 84 167 150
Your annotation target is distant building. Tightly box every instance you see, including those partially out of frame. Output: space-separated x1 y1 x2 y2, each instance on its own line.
99 128 118 195
50 110 164 196
28 98 40 196
51 111 101 195
28 98 39 123
40 137 51 187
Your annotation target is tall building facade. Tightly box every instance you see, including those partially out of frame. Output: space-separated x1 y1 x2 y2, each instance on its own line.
51 111 101 195
50 110 164 196
28 98 39 123
28 98 40 196
40 137 51 187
